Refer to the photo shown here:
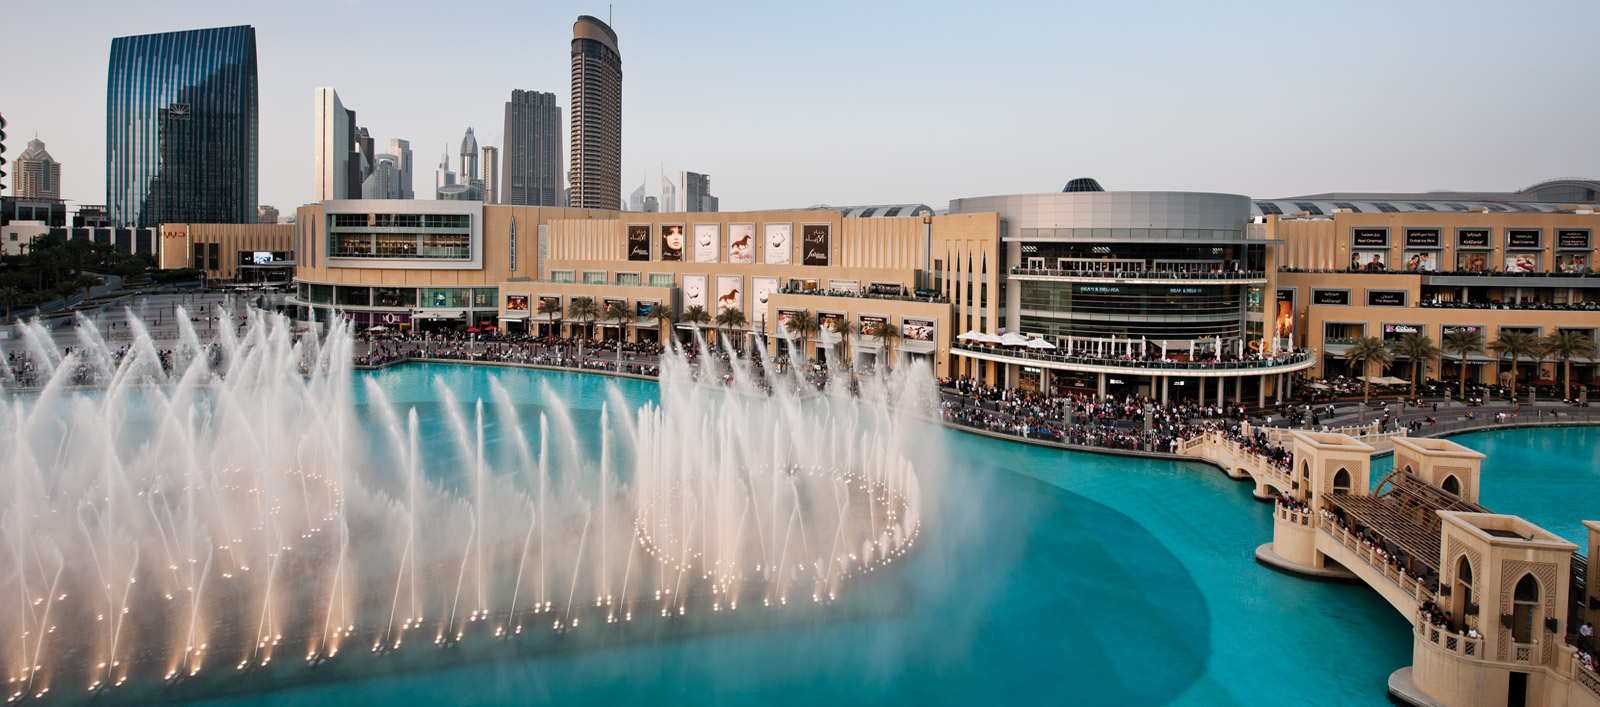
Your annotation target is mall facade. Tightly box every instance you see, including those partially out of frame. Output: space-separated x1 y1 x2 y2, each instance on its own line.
256 178 1599 404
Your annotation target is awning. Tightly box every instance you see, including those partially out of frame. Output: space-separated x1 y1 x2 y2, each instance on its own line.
998 332 1031 347
901 340 935 354
419 309 466 319
498 311 530 320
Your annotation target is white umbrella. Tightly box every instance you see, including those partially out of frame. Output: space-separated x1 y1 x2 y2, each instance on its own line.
999 332 1031 347
1025 338 1056 350
368 325 388 332
957 331 986 341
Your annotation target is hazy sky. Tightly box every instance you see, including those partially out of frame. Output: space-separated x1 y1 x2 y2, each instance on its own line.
4 0 1598 215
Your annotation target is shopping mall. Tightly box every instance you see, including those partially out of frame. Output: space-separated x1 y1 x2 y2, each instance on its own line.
159 178 1599 403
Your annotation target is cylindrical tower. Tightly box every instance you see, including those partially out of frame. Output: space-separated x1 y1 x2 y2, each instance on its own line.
569 15 621 210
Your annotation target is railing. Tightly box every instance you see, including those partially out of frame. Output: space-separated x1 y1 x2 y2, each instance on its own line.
1322 522 1437 606
1418 301 1600 312
775 288 949 304
1574 657 1600 699
951 342 1316 372
1513 641 1540 665
1278 507 1312 527
1413 410 1600 439
1279 267 1600 279
1416 614 1484 659
503 277 674 288
1008 267 1267 281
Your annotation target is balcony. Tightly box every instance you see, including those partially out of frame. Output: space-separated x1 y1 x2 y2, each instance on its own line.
1008 267 1268 284
775 287 948 304
950 342 1317 378
1417 300 1600 312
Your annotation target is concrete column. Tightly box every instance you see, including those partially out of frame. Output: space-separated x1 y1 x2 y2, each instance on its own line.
1004 363 1014 389
1217 376 1225 406
1161 376 1169 407
1236 375 1244 404
1097 372 1107 398
1041 368 1052 394
1276 373 1285 404
1199 377 1206 406
1258 375 1266 408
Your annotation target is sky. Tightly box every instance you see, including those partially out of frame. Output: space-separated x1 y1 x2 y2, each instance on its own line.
3 0 1598 215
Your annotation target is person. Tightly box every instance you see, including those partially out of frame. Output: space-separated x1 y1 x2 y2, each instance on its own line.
661 226 685 261
1364 253 1385 271
1582 621 1595 638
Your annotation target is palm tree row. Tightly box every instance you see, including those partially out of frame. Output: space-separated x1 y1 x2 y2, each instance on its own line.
1346 328 1596 404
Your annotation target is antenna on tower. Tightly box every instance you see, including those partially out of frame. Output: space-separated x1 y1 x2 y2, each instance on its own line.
609 4 613 25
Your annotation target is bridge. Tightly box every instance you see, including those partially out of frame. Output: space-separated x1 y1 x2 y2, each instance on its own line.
1181 428 1600 707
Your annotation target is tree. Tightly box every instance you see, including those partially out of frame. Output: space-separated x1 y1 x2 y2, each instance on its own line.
784 309 816 361
75 274 104 303
713 307 747 352
867 319 901 372
645 303 675 346
1343 335 1394 407
566 296 600 340
603 300 632 366
830 318 855 369
536 297 562 337
1388 332 1439 399
680 304 712 346
1542 330 1596 401
0 287 20 323
1488 330 1540 400
1442 328 1486 401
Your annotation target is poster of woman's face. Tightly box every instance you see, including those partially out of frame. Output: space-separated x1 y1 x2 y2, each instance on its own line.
1403 252 1437 272
660 225 686 262
694 224 719 264
715 275 742 314
764 223 792 265
728 224 755 264
1556 253 1590 273
682 274 707 310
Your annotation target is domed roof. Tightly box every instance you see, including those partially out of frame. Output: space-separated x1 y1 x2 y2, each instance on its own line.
1063 178 1104 193
460 127 478 154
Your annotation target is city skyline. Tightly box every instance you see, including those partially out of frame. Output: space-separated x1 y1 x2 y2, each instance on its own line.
2 0 1598 215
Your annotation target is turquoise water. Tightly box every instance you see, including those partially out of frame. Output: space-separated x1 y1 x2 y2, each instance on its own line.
194 364 1596 706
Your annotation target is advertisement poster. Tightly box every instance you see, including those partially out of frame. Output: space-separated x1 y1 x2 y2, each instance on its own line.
682 274 708 311
1506 229 1541 249
538 296 562 316
505 294 530 311
1352 228 1388 247
694 224 720 264
1457 251 1489 272
901 317 935 342
728 224 756 264
715 275 743 313
828 279 860 293
1505 254 1537 273
1403 229 1441 248
802 224 831 266
859 314 888 336
660 224 686 262
1274 289 1294 339
1352 251 1387 271
602 298 626 315
752 276 779 312
1556 253 1590 273
635 299 658 318
1557 230 1591 250
776 308 801 331
1402 252 1438 272
1457 229 1490 248
1443 324 1481 336
626 225 651 261
817 311 844 333
764 223 792 265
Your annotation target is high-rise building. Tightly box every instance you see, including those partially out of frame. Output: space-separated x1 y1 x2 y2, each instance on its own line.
569 16 621 210
660 172 677 213
107 25 258 227
314 87 369 201
0 112 8 194
641 195 659 213
363 154 400 199
435 149 456 196
480 146 499 204
14 139 61 201
679 171 718 212
629 177 647 211
389 138 413 199
459 128 479 184
257 204 279 224
502 89 561 207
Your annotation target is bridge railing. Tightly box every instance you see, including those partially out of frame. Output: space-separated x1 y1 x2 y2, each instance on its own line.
1322 522 1437 606
1416 614 1484 659
1573 654 1600 700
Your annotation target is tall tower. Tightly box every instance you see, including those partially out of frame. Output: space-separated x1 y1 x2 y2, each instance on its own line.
0 111 7 194
314 87 356 201
389 138 413 199
14 139 61 200
107 25 258 227
480 146 498 204
569 15 621 210
502 89 561 206
435 148 455 194
459 127 479 183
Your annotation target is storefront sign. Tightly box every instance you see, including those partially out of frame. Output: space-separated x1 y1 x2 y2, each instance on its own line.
801 224 831 266
1456 229 1490 248
1312 289 1350 306
1367 290 1407 307
1404 228 1441 248
1352 228 1388 247
626 225 651 261
1506 229 1541 249
1557 229 1591 249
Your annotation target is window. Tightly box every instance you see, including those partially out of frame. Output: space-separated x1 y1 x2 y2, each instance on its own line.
373 287 416 307
616 272 640 285
473 289 497 308
420 288 471 308
582 271 606 284
336 286 370 306
647 273 673 287
551 270 575 283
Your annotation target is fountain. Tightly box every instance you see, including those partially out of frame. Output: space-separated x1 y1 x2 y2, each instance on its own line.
0 309 924 703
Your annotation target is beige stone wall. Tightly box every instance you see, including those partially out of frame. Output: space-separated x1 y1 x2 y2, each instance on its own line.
157 223 296 280
1271 211 1600 273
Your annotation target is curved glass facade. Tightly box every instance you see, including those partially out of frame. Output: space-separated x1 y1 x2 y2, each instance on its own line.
107 25 258 228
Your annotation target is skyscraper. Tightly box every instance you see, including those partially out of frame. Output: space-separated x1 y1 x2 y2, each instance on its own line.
502 89 561 206
0 112 7 194
314 87 368 201
389 138 414 199
660 172 677 213
14 139 61 201
679 171 718 212
480 146 498 204
363 154 399 199
435 149 456 196
459 128 479 184
107 25 258 227
569 15 621 210
628 177 647 212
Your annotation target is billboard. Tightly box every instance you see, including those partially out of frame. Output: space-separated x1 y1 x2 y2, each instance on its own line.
505 294 530 311
1367 290 1407 307
1351 228 1388 247
1402 251 1438 272
538 296 562 317
1352 251 1387 271
764 223 792 265
817 311 844 334
1274 289 1294 339
802 224 831 266
776 308 801 331
660 224 686 262
1456 251 1488 272
682 274 708 311
635 299 658 318
858 314 888 337
1403 229 1441 248
694 223 720 264
1457 229 1490 248
1506 229 1541 249
901 317 935 342
1311 289 1350 306
728 223 756 264
626 224 651 261
1556 253 1590 273
751 276 779 312
715 275 743 313
1557 229 1591 250
1505 254 1538 273
1443 324 1481 336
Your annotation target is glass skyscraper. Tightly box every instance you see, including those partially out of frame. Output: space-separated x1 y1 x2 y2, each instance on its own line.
107 25 258 228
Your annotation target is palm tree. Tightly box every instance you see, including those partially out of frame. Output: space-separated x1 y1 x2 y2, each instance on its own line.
829 318 855 369
680 305 712 347
536 297 562 337
645 303 675 346
1542 330 1596 401
867 319 901 372
75 274 103 303
784 309 816 362
0 287 20 323
603 300 632 366
1488 330 1540 400
1343 335 1394 408
713 307 747 352
1442 328 1486 401
567 296 600 340
1388 332 1440 399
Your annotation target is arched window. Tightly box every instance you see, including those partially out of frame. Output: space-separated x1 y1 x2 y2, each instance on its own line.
1454 556 1474 620
1332 468 1352 494
1512 573 1540 643
1441 475 1461 495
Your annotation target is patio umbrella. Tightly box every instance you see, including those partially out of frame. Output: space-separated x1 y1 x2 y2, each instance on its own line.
1025 338 1056 350
999 332 1030 347
957 331 985 341
467 327 482 333
1305 382 1330 390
